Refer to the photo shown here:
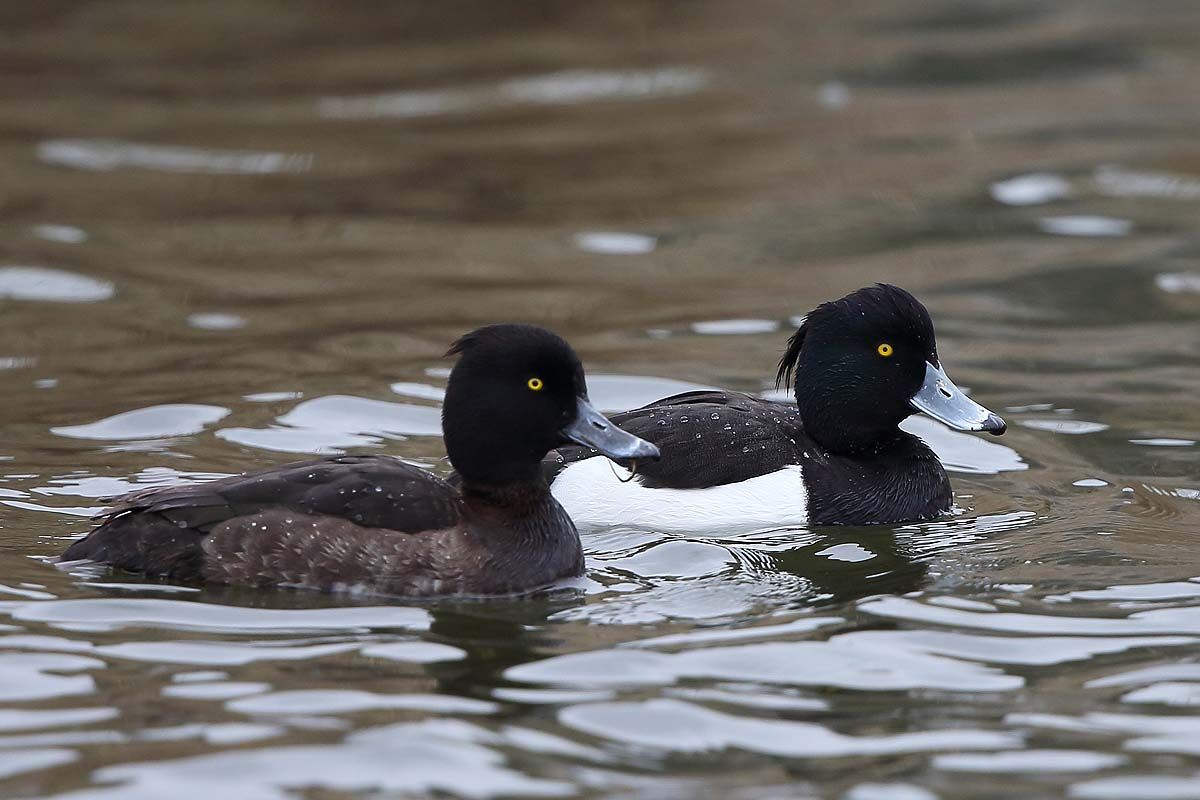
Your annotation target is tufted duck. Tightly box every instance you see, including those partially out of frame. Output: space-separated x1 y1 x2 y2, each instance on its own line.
60 324 659 596
547 285 1005 532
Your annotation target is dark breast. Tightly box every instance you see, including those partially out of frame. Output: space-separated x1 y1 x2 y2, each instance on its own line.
802 435 953 525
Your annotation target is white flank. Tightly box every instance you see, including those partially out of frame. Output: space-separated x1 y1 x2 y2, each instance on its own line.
551 458 807 534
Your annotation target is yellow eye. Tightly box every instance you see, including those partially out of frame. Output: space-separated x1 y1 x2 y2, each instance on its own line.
877 343 894 357
527 377 544 391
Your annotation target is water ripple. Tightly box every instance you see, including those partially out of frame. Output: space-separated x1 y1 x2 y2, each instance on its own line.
0 266 114 303
45 720 574 800
10 599 430 634
51 405 230 441
558 698 1020 757
38 139 313 175
317 67 709 120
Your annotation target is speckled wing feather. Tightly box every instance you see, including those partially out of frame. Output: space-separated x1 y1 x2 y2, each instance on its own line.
200 510 470 595
60 455 462 581
544 391 805 489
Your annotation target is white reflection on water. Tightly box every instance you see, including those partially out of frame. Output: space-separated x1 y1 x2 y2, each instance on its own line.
815 542 875 562
227 690 497 716
0 708 116 732
586 374 716 411
817 80 851 109
360 641 466 663
558 698 1018 757
509 623 1197 695
0 749 78 780
690 319 780 335
503 68 707 103
216 395 441 454
97 641 362 666
551 567 815 625
664 685 828 712
990 172 1073 206
274 396 442 437
573 231 657 255
861 595 1200 635
1037 215 1133 237
1056 579 1200 603
38 139 314 174
507 634 1023 691
318 67 709 120
43 719 575 800
0 584 54 601
606 539 734 579
845 783 936 800
0 652 101 702
624 616 840 649
1120 682 1200 707
51 405 230 441
1094 164 1200 200
11 598 430 634
1014 710 1200 760
1074 478 1109 487
34 467 232 499
1019 418 1109 435
929 511 1028 550
1088 664 1200 688
79 583 200 595
827 630 1194 667
1070 775 1200 799
0 266 114 303
186 312 247 331
4 500 100 518
32 224 88 244
1155 272 1200 294
388 381 447 401
933 749 1124 773
162 682 268 700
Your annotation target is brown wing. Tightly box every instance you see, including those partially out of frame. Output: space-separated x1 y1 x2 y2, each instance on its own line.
60 455 462 582
199 509 464 595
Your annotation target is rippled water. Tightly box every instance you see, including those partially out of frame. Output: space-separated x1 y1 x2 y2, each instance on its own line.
4 2 1200 798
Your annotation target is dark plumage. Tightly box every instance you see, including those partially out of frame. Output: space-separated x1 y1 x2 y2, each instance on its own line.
60 324 658 596
547 285 1005 528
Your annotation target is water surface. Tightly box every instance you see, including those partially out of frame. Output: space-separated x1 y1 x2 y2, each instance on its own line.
4 2 1200 798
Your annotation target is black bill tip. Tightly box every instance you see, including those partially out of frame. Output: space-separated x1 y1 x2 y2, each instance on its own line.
982 413 1007 436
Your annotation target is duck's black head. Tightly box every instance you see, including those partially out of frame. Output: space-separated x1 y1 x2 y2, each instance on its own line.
777 285 1005 455
444 324 659 486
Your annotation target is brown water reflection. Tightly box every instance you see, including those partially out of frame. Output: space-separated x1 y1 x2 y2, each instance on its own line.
3 1 1200 798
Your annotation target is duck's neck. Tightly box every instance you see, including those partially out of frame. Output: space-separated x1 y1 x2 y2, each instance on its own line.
459 478 556 523
454 476 583 592
804 417 910 457
459 477 581 574
794 382 912 456
805 432 951 525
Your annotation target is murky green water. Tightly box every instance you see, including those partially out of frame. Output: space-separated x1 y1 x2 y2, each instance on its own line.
4 2 1200 798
